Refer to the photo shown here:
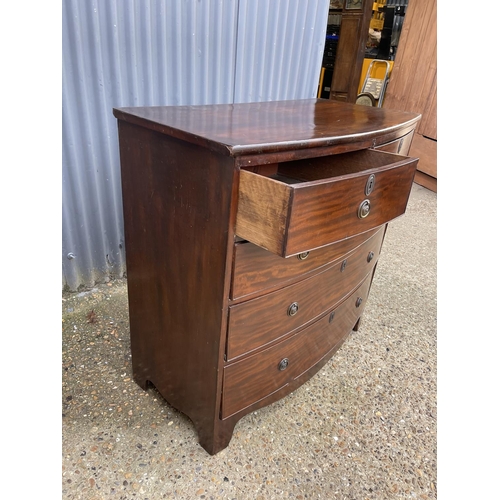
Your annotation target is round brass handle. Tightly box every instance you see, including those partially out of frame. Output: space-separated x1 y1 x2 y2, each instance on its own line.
358 199 371 219
356 297 363 308
287 302 299 316
297 252 310 261
367 251 374 263
278 358 289 371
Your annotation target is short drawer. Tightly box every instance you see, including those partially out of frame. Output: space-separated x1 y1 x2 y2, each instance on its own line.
226 228 384 361
231 226 382 301
373 129 415 156
221 274 372 419
235 148 417 257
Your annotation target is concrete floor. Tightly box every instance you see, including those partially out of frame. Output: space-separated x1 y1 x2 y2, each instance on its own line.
62 183 436 500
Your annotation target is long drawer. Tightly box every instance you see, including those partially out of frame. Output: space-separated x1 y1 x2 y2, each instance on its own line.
235 148 417 257
226 228 384 361
221 274 373 419
231 226 383 301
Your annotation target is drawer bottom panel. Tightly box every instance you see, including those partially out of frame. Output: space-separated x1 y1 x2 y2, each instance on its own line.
221 274 372 419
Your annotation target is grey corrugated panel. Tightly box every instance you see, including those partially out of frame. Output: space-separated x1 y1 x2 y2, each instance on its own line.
62 0 239 291
63 0 126 290
62 0 328 291
234 0 329 103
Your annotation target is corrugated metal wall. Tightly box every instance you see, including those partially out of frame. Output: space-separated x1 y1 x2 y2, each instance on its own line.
234 0 329 102
62 0 329 291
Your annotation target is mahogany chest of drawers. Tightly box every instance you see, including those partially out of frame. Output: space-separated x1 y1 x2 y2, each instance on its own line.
113 99 420 455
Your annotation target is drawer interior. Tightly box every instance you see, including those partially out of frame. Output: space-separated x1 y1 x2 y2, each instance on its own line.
247 149 411 184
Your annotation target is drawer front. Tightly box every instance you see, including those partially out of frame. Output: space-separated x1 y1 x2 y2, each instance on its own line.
236 148 417 257
222 275 372 419
372 129 414 156
227 228 384 361
231 227 382 301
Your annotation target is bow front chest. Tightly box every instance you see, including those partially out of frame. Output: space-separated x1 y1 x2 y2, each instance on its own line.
113 99 420 454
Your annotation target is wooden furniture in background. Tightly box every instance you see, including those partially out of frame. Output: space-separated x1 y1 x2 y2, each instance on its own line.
382 0 437 192
113 99 420 455
329 0 373 102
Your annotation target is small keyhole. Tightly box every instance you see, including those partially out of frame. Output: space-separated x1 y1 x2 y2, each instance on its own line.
365 174 375 196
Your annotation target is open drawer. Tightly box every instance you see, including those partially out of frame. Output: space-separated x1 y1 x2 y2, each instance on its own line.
235 149 418 257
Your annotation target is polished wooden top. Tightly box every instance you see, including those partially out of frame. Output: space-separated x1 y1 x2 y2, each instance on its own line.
113 99 420 157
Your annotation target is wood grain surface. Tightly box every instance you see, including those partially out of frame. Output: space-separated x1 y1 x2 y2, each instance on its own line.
114 99 420 454
222 275 373 419
227 229 384 361
231 227 382 301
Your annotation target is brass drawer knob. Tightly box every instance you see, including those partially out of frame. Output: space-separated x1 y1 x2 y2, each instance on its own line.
356 297 363 308
278 358 289 371
297 252 310 261
287 302 299 316
358 199 371 219
367 251 374 262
